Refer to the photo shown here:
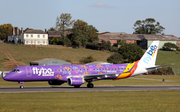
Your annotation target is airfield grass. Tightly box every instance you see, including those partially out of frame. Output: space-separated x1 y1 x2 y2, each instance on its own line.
0 91 180 112
0 44 180 73
0 44 113 68
0 75 180 87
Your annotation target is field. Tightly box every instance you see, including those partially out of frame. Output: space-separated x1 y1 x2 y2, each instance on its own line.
0 44 113 70
0 44 180 73
0 44 180 111
0 91 180 112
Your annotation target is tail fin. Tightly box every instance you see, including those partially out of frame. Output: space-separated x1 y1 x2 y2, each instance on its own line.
138 41 159 67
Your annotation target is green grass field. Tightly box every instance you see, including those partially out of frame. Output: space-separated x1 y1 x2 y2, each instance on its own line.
0 44 180 72
0 91 180 112
0 44 113 69
0 44 180 112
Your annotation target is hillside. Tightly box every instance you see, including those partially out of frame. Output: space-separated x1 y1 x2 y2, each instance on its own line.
0 44 113 70
0 44 179 74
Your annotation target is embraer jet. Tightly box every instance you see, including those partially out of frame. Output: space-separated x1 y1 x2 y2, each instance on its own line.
4 41 165 88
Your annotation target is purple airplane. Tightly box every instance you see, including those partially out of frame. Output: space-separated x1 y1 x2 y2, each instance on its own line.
3 41 165 88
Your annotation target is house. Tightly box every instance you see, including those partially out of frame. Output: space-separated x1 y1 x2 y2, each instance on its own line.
98 32 141 45
8 27 49 45
97 32 180 49
139 35 180 49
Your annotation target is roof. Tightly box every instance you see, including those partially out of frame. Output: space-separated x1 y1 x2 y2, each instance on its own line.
99 34 141 40
85 61 112 65
8 28 47 36
24 29 47 34
143 35 180 41
98 33 180 41
30 58 71 65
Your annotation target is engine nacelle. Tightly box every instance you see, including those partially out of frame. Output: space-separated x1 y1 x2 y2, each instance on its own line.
48 81 64 85
67 77 85 86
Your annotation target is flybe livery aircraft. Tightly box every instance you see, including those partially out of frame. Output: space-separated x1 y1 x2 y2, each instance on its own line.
4 41 163 88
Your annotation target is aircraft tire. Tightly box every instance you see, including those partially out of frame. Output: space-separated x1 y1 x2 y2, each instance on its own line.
20 85 24 89
87 83 94 88
74 85 80 88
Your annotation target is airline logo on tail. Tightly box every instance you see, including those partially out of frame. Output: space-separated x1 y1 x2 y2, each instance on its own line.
147 45 158 57
143 44 158 64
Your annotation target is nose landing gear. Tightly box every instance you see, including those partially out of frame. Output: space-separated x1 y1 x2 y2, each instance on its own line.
19 82 24 89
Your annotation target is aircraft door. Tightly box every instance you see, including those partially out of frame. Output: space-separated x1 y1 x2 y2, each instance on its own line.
26 67 32 77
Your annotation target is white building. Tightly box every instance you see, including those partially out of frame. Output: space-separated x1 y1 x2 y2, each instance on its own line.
8 27 49 45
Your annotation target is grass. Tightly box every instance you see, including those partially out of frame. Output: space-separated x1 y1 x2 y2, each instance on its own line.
1 75 180 87
0 91 180 112
0 44 113 68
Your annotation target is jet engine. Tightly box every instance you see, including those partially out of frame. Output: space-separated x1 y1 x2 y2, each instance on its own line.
48 81 64 85
67 77 85 86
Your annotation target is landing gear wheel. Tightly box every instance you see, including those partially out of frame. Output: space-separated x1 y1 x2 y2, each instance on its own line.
87 83 94 88
74 85 80 88
20 85 24 89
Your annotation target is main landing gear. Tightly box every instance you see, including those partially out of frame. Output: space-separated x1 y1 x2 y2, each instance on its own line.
86 79 94 88
19 82 24 89
87 82 94 88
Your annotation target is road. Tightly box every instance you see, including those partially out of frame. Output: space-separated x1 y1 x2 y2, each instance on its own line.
0 86 180 93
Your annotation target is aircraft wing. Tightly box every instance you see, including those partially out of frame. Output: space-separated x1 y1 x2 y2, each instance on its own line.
83 72 120 80
146 63 174 70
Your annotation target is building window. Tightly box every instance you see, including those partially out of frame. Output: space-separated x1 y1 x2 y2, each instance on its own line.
38 41 40 44
43 35 45 38
38 35 40 38
43 41 45 44
26 34 28 37
31 41 33 44
26 41 28 44
31 34 33 38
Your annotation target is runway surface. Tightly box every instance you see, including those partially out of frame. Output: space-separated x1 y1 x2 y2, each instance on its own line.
0 86 180 93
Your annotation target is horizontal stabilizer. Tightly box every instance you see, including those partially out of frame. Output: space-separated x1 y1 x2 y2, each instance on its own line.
146 63 174 70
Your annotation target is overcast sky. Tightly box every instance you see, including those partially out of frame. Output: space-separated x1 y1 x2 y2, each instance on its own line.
0 0 179 37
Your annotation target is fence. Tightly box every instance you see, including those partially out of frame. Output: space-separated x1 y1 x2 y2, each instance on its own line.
172 68 180 75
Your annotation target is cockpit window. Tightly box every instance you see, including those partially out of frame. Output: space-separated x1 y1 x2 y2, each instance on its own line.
11 69 21 72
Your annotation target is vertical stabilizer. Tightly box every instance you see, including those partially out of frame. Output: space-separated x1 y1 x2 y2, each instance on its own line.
138 41 159 67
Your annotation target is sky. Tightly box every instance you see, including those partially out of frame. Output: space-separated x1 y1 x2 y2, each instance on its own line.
0 0 179 37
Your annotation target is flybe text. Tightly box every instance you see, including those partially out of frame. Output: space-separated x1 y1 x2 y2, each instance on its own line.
147 45 157 57
32 67 54 76
143 45 157 64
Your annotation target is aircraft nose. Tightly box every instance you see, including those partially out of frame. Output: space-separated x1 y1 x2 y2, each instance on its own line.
3 74 12 81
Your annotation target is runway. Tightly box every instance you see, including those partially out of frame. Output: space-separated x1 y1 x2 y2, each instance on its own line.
0 86 180 93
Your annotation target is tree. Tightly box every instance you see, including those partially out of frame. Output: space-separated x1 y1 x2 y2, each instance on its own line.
79 56 96 64
118 43 143 63
56 13 74 36
0 24 13 41
48 27 56 31
87 25 99 42
107 53 123 64
133 18 165 34
71 19 98 47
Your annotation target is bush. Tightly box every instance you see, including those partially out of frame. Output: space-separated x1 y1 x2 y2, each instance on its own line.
18 39 21 44
107 53 123 64
109 46 119 52
162 42 178 51
149 66 174 75
79 56 96 64
118 43 143 63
